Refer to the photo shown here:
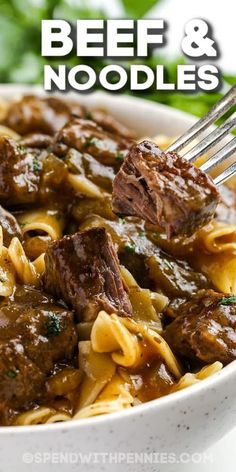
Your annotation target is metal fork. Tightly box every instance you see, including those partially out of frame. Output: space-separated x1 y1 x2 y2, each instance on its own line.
166 84 236 185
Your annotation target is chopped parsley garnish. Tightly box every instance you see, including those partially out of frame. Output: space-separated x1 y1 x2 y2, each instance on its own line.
32 158 42 172
218 296 236 306
115 152 125 162
6 370 17 378
18 145 26 153
124 243 136 254
19 221 29 228
0 275 6 283
138 231 145 237
119 216 125 224
164 260 174 270
45 312 62 337
84 136 100 148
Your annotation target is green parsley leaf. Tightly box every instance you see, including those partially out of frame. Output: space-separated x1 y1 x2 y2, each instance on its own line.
115 152 125 162
6 370 17 378
124 243 136 254
164 260 174 270
218 296 236 306
45 312 62 337
32 158 42 172
84 136 100 148
19 222 29 228
0 275 6 283
18 144 27 153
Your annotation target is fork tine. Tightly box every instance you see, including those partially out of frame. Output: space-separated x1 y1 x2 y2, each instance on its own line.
183 112 236 162
166 85 236 153
200 136 236 173
214 161 236 186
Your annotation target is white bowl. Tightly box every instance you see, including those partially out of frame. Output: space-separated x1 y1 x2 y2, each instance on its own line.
0 85 236 472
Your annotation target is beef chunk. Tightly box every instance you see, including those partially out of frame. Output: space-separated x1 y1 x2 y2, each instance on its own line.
164 290 236 364
0 286 78 416
4 95 84 136
53 118 133 166
44 228 133 321
20 133 53 149
0 137 41 205
0 340 45 411
87 109 136 139
112 140 220 238
0 206 22 246
0 137 70 207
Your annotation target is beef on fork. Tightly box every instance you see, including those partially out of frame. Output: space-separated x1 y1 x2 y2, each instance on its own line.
112 140 220 238
44 227 133 322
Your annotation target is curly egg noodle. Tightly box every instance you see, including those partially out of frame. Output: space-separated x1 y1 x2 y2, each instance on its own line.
0 115 235 425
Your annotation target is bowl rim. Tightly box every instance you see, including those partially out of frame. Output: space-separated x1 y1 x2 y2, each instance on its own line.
0 84 235 434
1 360 235 434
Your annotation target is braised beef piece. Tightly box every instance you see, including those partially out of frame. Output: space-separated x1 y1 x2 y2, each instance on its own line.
4 95 84 136
0 136 70 207
0 136 41 205
0 340 45 424
44 227 133 322
112 140 220 238
164 289 236 364
0 205 22 246
20 133 53 149
0 285 78 423
87 109 136 139
53 118 133 166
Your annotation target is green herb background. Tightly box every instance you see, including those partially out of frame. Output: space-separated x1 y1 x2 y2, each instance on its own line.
0 0 235 119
